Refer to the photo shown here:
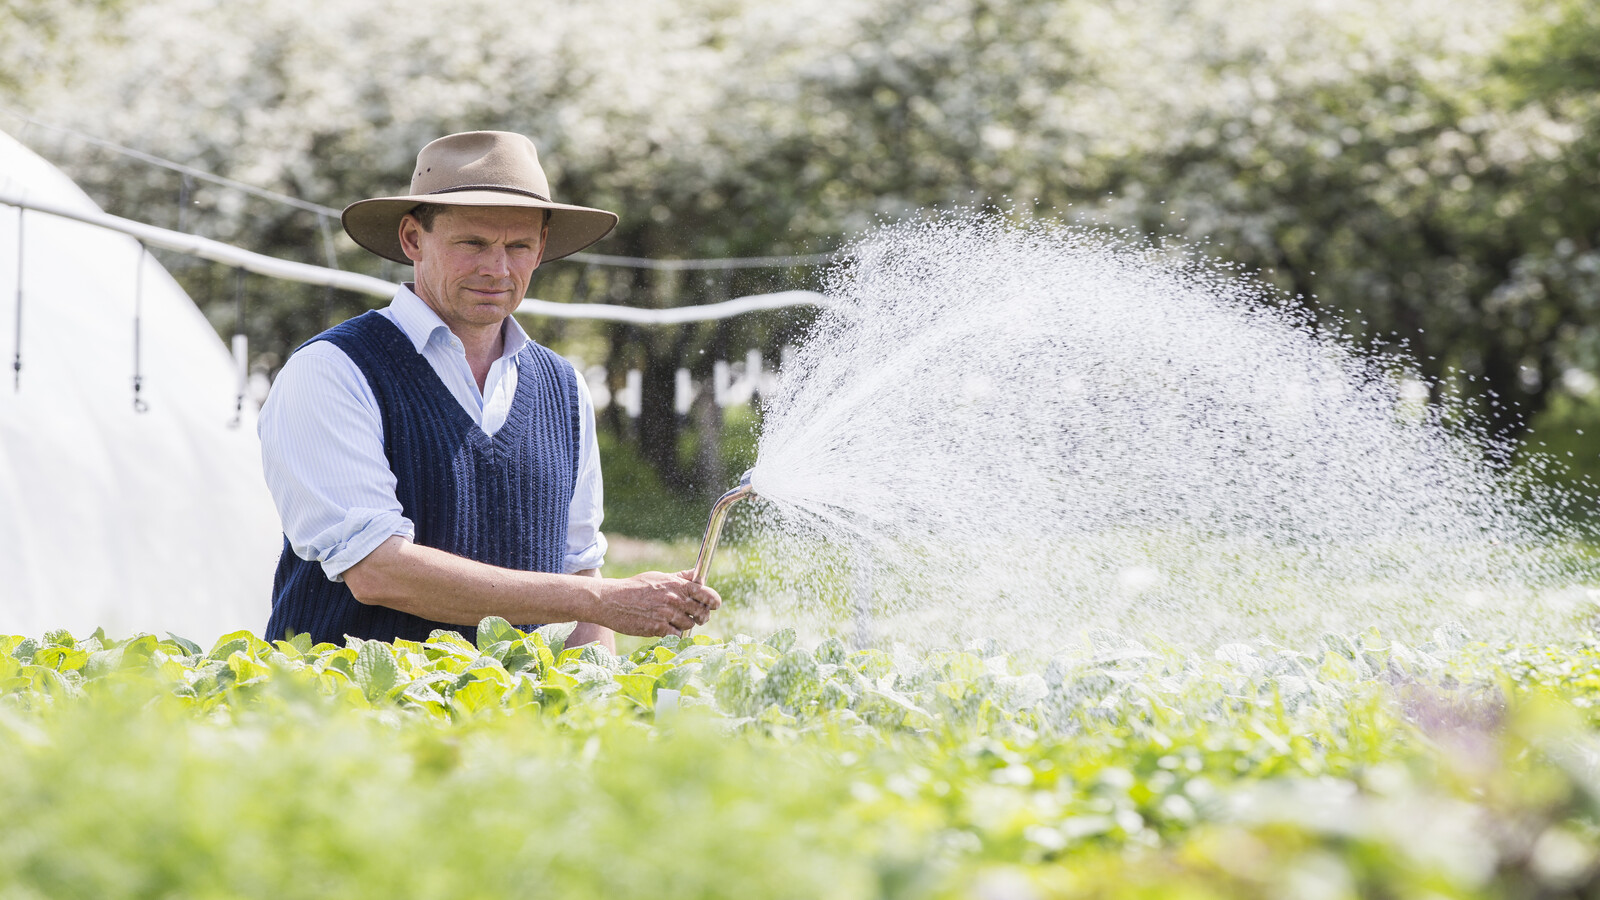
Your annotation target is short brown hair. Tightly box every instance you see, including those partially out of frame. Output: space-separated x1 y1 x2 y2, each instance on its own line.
406 203 550 232
407 202 447 231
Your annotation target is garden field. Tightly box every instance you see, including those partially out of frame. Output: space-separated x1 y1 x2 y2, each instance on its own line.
7 618 1600 899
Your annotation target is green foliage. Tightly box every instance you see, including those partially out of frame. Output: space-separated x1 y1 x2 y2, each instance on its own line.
0 0 125 97
597 426 712 540
595 401 761 539
13 0 1600 498
0 1 1575 483
8 624 1600 897
1497 0 1600 99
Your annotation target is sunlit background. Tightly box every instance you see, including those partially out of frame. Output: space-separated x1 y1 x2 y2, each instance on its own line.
6 4 1600 898
2 0 1597 635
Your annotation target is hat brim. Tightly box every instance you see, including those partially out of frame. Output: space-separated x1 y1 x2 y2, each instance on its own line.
341 190 619 265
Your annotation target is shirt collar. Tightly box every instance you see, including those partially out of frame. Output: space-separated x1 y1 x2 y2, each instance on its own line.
390 284 531 363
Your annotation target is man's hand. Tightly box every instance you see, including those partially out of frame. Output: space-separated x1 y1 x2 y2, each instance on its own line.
595 570 721 637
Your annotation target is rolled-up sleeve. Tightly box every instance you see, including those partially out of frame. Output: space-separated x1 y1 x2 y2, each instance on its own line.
258 342 415 582
563 371 607 573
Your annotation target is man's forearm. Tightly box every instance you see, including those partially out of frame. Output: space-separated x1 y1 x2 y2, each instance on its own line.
567 568 616 653
342 537 718 638
342 536 601 627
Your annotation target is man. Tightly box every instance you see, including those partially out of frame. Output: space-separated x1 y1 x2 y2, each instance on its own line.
260 130 719 650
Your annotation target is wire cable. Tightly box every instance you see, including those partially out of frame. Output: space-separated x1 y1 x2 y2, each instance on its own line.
0 108 841 271
0 191 828 324
0 106 341 218
563 250 839 270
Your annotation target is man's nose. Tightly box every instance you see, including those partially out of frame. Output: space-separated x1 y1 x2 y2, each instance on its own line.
479 246 512 277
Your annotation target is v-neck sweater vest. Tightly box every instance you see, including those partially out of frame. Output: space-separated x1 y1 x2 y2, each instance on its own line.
266 312 580 646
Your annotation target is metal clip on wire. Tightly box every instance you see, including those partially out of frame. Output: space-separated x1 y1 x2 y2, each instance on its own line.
131 242 149 413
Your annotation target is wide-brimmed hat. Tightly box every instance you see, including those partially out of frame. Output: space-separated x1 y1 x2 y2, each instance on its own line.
341 131 618 265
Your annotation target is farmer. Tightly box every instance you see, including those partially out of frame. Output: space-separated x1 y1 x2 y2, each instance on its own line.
258 131 719 650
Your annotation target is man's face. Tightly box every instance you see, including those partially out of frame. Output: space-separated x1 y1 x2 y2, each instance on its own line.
399 205 550 332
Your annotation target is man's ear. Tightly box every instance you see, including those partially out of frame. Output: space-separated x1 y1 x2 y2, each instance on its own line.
535 214 552 267
398 214 425 263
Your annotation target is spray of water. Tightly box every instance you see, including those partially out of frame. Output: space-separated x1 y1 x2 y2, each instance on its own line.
727 215 1597 651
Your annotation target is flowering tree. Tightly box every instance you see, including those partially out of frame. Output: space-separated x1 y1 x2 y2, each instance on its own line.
7 0 1599 501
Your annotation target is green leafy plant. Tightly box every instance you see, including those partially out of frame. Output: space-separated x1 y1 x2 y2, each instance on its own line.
5 623 1600 898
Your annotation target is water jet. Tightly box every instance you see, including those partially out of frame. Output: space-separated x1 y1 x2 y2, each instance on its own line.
714 215 1598 651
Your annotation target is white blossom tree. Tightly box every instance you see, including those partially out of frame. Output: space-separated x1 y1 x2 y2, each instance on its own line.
7 0 1598 499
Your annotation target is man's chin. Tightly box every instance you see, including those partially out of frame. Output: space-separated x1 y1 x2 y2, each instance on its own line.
470 307 513 323
456 294 518 318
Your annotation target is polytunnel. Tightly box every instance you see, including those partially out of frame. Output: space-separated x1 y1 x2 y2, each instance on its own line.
0 129 281 642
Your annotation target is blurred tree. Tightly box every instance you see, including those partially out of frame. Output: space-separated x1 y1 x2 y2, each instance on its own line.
9 0 1600 517
0 0 125 98
1107 0 1600 451
4 0 836 507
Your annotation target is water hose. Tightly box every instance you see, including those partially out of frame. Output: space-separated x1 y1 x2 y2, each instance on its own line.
691 468 756 585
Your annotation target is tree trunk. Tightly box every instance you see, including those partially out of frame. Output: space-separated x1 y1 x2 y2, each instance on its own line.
692 384 724 496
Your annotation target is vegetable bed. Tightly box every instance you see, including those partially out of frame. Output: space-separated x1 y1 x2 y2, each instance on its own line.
4 621 1600 899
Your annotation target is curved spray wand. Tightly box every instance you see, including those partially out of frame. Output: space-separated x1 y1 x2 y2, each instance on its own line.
688 469 756 611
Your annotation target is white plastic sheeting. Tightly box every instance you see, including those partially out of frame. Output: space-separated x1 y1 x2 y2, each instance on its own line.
0 130 281 642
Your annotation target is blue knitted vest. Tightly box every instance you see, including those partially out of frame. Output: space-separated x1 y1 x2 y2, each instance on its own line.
266 311 580 646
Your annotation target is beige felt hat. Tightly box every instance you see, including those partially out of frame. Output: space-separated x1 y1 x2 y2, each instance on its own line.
341 131 618 265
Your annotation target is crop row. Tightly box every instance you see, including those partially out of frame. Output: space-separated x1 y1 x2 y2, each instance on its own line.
5 622 1600 899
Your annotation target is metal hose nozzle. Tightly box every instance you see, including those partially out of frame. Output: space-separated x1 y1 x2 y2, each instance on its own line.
691 469 756 585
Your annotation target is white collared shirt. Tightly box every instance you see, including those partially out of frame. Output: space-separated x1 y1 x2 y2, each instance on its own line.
258 284 606 582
